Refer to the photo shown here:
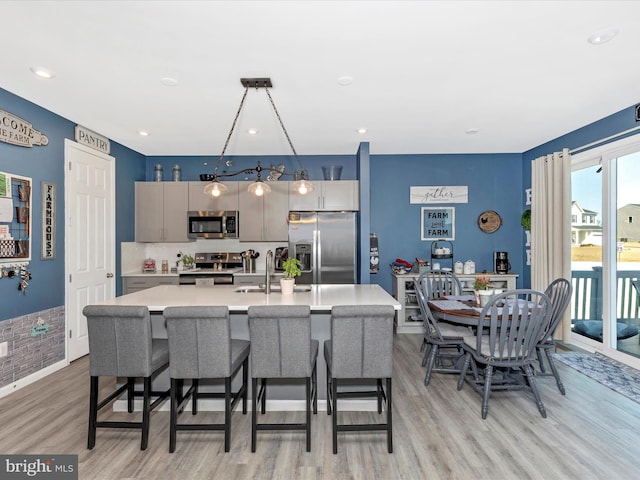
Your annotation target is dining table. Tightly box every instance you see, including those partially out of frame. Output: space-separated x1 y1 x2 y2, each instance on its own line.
427 295 484 326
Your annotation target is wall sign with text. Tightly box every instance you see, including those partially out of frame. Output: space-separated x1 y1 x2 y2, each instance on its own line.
421 207 455 241
410 186 468 204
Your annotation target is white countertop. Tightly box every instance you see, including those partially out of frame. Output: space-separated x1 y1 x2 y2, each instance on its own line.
99 284 401 312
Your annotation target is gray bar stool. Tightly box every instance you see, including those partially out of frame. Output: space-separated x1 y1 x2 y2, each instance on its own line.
164 306 250 453
247 305 318 452
83 305 170 450
325 305 395 454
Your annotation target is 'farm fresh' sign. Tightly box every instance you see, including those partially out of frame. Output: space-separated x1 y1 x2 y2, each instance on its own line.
0 110 48 147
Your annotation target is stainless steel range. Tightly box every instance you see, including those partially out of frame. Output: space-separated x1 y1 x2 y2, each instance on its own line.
178 252 243 285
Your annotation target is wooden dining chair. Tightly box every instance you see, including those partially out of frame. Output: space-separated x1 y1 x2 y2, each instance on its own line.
418 271 464 356
415 282 470 385
535 278 572 395
457 289 552 419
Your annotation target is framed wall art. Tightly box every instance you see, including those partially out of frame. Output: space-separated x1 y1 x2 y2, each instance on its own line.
421 207 455 241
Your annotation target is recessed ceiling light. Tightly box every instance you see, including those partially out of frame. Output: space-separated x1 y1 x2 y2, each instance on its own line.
247 128 259 135
160 77 178 87
357 128 368 134
30 67 55 79
587 27 619 45
138 130 150 136
337 76 353 86
465 128 479 135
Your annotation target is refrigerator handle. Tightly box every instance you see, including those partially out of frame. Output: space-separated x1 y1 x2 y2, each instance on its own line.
315 229 321 284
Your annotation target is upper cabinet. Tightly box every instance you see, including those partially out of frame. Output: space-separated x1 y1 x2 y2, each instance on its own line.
238 181 289 242
288 180 359 211
135 182 189 242
188 181 239 211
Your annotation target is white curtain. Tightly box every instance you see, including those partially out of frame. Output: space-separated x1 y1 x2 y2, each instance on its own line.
531 148 572 340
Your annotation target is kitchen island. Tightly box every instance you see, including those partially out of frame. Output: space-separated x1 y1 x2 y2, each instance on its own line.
93 284 400 411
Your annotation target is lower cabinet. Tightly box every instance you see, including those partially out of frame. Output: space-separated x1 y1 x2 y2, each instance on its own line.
122 275 179 295
392 273 518 334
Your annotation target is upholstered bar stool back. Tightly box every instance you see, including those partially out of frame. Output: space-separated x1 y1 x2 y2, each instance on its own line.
83 305 170 450
164 306 250 453
247 305 318 452
325 304 395 454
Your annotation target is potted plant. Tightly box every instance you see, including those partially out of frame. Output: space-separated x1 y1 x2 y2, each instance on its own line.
473 276 494 307
280 257 302 295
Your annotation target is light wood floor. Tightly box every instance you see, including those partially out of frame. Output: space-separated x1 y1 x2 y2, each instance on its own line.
2 334 640 479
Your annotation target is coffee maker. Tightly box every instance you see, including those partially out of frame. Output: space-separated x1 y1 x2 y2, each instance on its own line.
274 246 288 271
494 251 509 274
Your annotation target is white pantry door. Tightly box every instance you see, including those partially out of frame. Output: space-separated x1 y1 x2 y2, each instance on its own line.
65 139 115 361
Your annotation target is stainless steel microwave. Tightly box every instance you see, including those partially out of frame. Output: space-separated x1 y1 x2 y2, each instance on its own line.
187 211 239 239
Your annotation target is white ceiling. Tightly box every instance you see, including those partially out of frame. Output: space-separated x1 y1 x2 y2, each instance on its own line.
2 1 640 157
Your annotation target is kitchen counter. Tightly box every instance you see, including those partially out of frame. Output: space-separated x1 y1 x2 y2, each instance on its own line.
102 283 401 312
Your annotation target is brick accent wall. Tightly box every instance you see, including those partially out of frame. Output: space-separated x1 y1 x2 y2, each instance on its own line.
0 306 65 388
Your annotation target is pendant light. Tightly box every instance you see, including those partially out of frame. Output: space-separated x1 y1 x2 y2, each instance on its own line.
203 77 312 197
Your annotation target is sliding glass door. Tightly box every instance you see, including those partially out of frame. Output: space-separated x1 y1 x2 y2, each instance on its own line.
571 136 640 368
613 152 640 359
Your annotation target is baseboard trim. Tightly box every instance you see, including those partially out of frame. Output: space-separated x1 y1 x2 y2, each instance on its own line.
114 398 378 412
0 360 68 398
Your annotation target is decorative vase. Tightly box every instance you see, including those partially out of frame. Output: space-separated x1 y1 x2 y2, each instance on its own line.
477 289 495 307
280 277 295 295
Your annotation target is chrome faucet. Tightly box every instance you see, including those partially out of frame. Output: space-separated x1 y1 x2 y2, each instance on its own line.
265 250 273 294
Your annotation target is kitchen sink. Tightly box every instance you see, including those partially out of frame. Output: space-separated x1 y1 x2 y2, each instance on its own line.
234 285 312 293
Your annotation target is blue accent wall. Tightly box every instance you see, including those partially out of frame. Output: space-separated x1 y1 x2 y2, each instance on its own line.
0 88 144 320
369 153 524 294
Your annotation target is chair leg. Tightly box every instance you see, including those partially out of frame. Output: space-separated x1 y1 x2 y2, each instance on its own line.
87 376 99 449
251 377 258 453
242 358 249 414
312 362 318 415
192 379 199 415
524 364 547 418
332 377 338 454
224 376 231 452
386 377 393 454
421 343 433 367
424 344 439 386
127 377 135 412
457 353 471 390
169 378 178 453
326 362 332 415
544 347 566 395
377 379 383 414
481 365 493 419
261 378 267 414
306 377 311 452
536 346 546 373
141 376 151 450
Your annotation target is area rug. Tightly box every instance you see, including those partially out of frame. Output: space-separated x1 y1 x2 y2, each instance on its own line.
553 352 640 404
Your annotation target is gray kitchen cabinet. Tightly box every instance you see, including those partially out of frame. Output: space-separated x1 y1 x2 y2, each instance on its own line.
188 181 239 211
135 182 189 242
238 181 289 241
122 275 179 295
288 180 359 211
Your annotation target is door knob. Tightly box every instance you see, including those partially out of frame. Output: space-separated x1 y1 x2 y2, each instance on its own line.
106 273 114 278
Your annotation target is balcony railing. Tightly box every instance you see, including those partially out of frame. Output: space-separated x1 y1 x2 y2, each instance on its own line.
571 267 640 322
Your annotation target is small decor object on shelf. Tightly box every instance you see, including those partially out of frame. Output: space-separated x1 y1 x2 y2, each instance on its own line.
280 257 302 295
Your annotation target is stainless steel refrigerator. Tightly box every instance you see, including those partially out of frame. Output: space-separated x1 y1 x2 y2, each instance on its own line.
288 211 357 284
